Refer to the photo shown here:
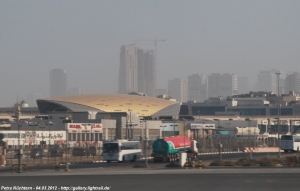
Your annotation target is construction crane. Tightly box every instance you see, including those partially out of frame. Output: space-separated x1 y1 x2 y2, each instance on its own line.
133 37 166 66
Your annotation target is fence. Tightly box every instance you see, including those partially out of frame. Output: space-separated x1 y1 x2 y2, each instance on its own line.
195 137 280 153
4 138 279 166
5 140 155 166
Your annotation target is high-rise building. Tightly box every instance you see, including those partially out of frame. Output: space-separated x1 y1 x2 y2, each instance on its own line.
50 69 67 97
168 78 188 102
26 92 44 107
257 69 284 94
119 45 156 96
208 73 238 98
137 48 146 94
187 74 208 102
143 50 156 97
68 87 85 96
118 45 138 94
156 88 168 97
238 76 249 94
285 72 300 94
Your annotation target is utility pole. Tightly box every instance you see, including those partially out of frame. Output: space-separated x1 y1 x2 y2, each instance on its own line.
275 72 281 158
15 105 23 173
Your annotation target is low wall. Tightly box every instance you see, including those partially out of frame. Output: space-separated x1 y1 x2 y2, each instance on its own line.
243 147 280 153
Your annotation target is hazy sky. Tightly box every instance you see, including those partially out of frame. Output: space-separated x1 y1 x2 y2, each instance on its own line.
1 0 300 107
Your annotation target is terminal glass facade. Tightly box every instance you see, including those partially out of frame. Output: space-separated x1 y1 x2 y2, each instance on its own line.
191 106 225 115
227 108 266 116
270 108 293 116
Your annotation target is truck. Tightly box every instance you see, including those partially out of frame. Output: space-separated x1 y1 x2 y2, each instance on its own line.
151 135 198 162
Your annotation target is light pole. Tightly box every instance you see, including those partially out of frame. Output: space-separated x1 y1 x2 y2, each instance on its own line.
170 123 178 136
275 72 281 157
141 120 148 167
39 126 46 149
46 121 54 164
127 110 137 140
245 118 253 159
81 124 89 157
160 125 167 137
183 119 185 150
17 123 23 173
128 109 132 139
225 123 231 129
65 123 70 171
29 122 39 149
216 126 224 161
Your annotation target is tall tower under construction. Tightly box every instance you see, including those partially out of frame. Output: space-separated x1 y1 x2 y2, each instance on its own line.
118 45 156 96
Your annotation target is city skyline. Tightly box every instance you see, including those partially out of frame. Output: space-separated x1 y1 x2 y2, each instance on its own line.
1 1 300 106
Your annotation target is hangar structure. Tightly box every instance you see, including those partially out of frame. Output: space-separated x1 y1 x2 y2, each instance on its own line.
37 94 180 119
32 94 181 140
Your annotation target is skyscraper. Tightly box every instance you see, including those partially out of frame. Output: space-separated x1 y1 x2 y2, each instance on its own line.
285 72 300 94
50 69 67 97
208 73 238 98
168 78 188 103
119 45 156 96
257 69 284 94
118 45 138 94
188 74 208 102
238 76 249 94
143 50 156 97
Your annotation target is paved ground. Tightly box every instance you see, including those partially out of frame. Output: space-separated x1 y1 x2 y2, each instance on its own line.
1 168 300 191
1 152 300 191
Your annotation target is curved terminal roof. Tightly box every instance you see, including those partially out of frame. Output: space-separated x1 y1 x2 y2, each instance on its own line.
37 94 180 117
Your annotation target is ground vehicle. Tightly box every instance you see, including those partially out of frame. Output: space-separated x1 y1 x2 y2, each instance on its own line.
72 147 86 156
72 147 97 156
50 148 65 157
280 135 300 152
151 136 198 162
30 148 45 158
88 147 97 156
102 140 142 163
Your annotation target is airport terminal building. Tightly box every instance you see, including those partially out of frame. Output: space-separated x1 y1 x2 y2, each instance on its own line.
1 94 181 148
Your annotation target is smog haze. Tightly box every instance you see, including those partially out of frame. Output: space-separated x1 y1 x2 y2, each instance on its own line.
1 0 300 107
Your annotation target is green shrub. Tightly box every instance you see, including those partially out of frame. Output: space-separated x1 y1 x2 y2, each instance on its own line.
224 161 236 166
209 160 224 166
258 158 286 166
165 163 181 168
258 158 274 166
235 158 258 166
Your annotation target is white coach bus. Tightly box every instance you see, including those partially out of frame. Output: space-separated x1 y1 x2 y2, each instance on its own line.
102 140 142 163
280 135 300 152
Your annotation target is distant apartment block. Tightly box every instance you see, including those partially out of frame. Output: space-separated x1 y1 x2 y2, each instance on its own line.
118 45 138 94
257 71 276 92
188 74 208 102
50 69 67 97
118 45 156 96
68 87 85 96
156 88 168 97
168 78 188 103
285 72 300 94
257 69 284 94
208 73 237 99
26 92 44 107
138 49 156 97
238 76 249 94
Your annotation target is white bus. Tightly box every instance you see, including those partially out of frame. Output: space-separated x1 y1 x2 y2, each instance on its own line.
102 140 142 163
280 135 300 152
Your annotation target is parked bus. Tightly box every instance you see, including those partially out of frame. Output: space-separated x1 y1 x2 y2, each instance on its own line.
280 135 300 152
102 140 142 163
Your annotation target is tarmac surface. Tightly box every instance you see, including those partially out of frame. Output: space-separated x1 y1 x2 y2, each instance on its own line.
1 167 300 191
1 152 300 191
